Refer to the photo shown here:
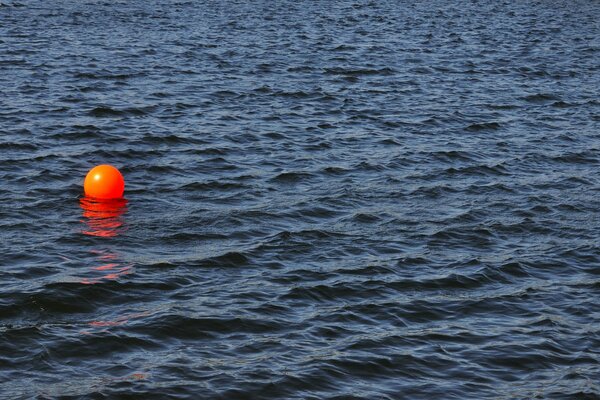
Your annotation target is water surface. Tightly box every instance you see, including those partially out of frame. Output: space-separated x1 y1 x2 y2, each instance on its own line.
1 1 600 398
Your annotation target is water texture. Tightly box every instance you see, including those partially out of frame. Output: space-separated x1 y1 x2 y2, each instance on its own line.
1 1 600 398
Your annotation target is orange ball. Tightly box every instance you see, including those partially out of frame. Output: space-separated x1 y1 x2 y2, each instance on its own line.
84 165 125 199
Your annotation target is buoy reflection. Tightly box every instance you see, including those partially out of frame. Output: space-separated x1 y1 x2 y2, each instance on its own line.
80 197 127 237
80 248 133 285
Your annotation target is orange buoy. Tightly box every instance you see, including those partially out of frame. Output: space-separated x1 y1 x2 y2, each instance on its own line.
84 164 125 199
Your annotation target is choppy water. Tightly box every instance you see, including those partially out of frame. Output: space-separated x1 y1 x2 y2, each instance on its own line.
1 1 600 398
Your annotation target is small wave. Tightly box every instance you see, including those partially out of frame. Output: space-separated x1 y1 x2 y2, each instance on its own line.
445 163 509 177
337 264 396 276
72 69 144 80
408 184 459 198
354 161 386 172
463 182 515 195
180 181 246 191
198 251 250 268
0 59 28 66
409 66 433 74
0 141 38 151
551 101 575 108
262 131 286 140
331 44 357 51
321 166 351 175
323 67 395 76
485 103 519 110
465 122 501 131
137 133 205 146
48 126 103 140
253 85 272 93
378 138 402 145
270 171 314 183
286 65 315 73
431 150 477 163
132 314 280 339
88 106 155 118
161 232 230 244
521 93 560 103
385 267 512 292
303 141 332 151
273 90 319 99
209 90 240 98
270 229 342 242
280 282 386 302
349 212 381 223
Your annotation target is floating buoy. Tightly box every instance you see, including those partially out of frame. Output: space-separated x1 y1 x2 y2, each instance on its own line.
84 164 125 199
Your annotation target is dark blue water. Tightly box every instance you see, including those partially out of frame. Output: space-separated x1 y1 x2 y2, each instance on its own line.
1 1 600 398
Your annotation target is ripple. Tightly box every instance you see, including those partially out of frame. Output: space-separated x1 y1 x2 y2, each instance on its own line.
521 93 561 103
465 122 502 131
1 0 600 398
88 105 156 117
270 171 315 183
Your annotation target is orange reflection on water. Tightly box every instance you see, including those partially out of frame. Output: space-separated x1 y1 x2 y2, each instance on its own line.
80 264 133 285
80 249 133 285
77 197 145 336
88 311 150 328
93 263 119 271
80 197 128 237
80 310 151 335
